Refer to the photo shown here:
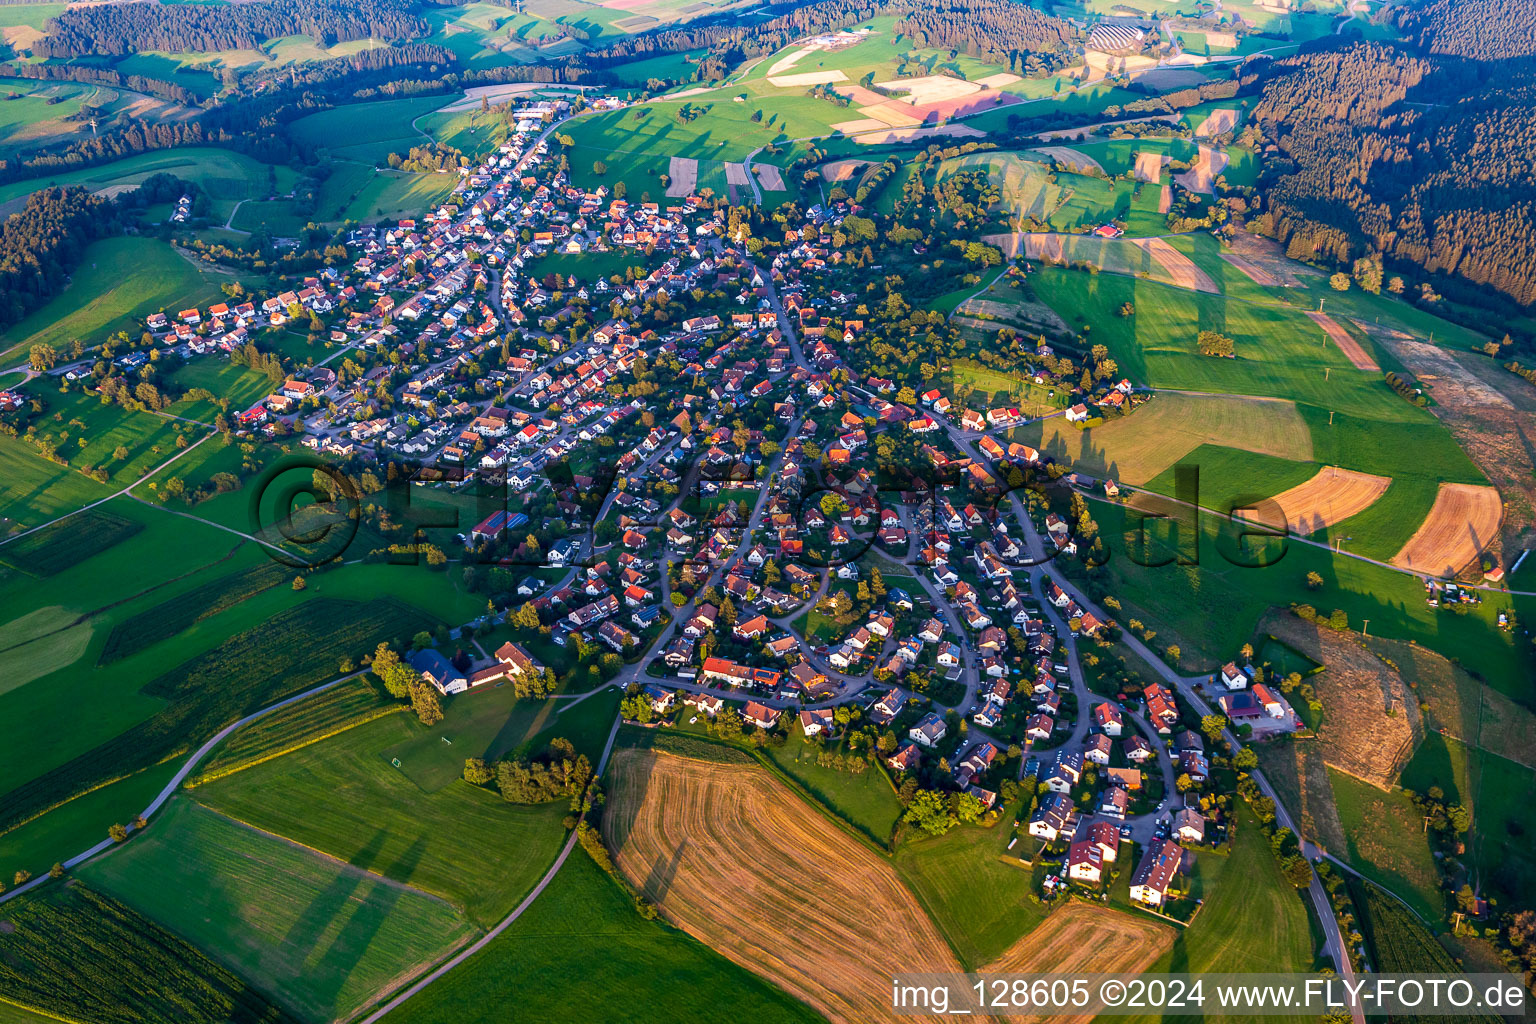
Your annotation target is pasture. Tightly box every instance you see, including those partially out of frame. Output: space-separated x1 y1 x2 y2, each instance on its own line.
195 696 603 926
604 748 962 1022
989 231 1218 293
288 95 451 164
0 237 243 365
1328 769 1444 922
2 387 205 492
79 796 477 1022
380 847 823 1024
893 810 1047 969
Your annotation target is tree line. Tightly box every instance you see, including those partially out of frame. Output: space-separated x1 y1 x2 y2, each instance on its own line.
0 187 120 330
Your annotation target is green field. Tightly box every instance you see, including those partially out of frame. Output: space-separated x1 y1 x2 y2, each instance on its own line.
526 247 651 283
79 796 477 1022
1326 768 1444 922
380 847 823 1024
760 731 903 847
893 810 1045 969
289 96 452 164
234 161 457 230
0 236 244 363
0 507 142 578
194 692 617 926
0 434 117 529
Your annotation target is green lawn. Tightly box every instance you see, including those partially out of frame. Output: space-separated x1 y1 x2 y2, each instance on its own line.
381 847 823 1024
760 731 903 847
79 796 477 1022
0 236 243 364
527 248 652 283
892 808 1045 970
194 701 598 927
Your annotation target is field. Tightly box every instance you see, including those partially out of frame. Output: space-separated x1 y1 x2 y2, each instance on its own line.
1247 465 1392 536
893 809 1047 969
605 748 962 1022
79 796 476 1021
1017 391 1313 485
0 882 299 1024
194 693 614 926
0 236 244 364
760 731 903 846
96 560 290 664
988 231 1218 292
1389 482 1503 576
0 508 142 578
380 846 823 1024
288 96 452 164
1329 769 1444 922
1307 310 1378 370
986 903 1174 987
0 434 118 529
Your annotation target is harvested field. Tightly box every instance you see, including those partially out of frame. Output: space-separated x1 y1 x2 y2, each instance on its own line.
841 85 888 106
1265 612 1423 790
768 70 847 88
1133 149 1168 183
1174 143 1228 194
1239 465 1392 536
1194 106 1241 137
605 749 960 1023
976 72 1023 87
831 117 888 135
854 125 984 145
665 155 698 198
1391 483 1503 576
1032 146 1104 174
863 100 923 127
1158 183 1172 213
985 904 1174 1021
1306 311 1378 371
820 159 869 182
1258 740 1348 852
724 162 751 186
986 232 1218 293
1225 231 1318 286
874 74 980 105
755 163 786 191
766 48 808 76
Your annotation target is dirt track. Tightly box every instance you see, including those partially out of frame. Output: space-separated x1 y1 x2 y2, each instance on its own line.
1391 482 1503 576
1307 311 1378 370
605 749 961 1023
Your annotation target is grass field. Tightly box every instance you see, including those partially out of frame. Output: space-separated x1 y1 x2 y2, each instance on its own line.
1327 769 1443 922
893 808 1046 969
760 731 902 847
289 96 451 165
0 434 117 529
605 747 961 1021
526 247 651 283
381 846 823 1024
79 796 477 1022
0 507 142 578
2 388 206 494
0 236 243 364
195 694 613 926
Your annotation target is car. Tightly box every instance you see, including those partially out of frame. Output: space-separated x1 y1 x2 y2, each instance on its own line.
1119 826 1133 838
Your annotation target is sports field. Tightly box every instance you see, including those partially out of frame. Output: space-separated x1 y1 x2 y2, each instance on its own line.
79 796 477 1022
605 748 962 1022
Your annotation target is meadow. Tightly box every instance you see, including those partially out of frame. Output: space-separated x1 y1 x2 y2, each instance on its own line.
288 95 452 164
0 236 244 364
0 507 141 578
893 809 1046 969
196 689 619 926
1326 769 1443 922
79 796 477 1022
759 730 903 847
380 848 823 1024
2 386 207 492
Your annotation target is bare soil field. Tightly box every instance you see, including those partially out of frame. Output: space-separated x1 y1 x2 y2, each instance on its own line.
1158 183 1171 213
956 296 1070 334
666 156 698 197
1033 146 1104 174
768 70 848 87
1223 232 1317 286
854 125 985 145
1173 143 1229 194
976 72 1023 88
1240 465 1391 536
1391 482 1503 576
1133 150 1168 183
605 749 961 1023
984 904 1174 1022
1265 612 1423 789
724 162 751 186
1360 321 1536 540
1306 311 1378 371
831 117 889 135
864 100 924 127
755 163 787 191
1194 106 1241 137
820 159 870 182
875 75 980 105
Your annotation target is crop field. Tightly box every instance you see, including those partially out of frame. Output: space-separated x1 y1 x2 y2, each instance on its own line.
987 902 1174 985
988 231 1219 293
605 748 962 1022
1243 464 1392 536
97 561 290 665
79 796 477 1022
195 698 599 926
760 731 903 847
1349 876 1497 1014
0 237 241 365
381 847 823 1024
1017 391 1313 485
1390 482 1503 576
0 508 142 578
893 811 1047 969
0 882 299 1024
0 605 94 697
0 596 438 836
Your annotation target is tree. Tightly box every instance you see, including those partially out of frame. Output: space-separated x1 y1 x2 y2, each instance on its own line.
48 862 64 879
1196 330 1234 357
292 575 307 591
903 790 955 836
409 678 444 725
108 823 128 843
1329 272 1351 292
1165 644 1181 665
1305 570 1324 590
1234 747 1259 770
372 642 414 699
463 757 495 785
28 343 57 372
1200 713 1227 742
1283 857 1314 888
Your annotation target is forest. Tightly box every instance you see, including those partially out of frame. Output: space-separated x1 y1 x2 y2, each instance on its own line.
0 187 121 329
34 0 429 58
893 0 1078 68
1247 40 1536 307
1394 0 1536 60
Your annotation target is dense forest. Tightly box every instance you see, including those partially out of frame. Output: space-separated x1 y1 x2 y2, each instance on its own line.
894 0 1078 65
1247 41 1536 307
1394 0 1536 60
34 0 429 58
0 187 121 328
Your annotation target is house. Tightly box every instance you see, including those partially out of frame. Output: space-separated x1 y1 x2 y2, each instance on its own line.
1041 751 1082 793
799 708 835 736
953 741 998 788
887 742 922 773
685 692 725 716
742 701 780 729
1097 786 1129 819
1087 819 1120 862
1065 403 1090 423
1252 682 1286 718
1028 793 1076 841
1219 661 1249 690
908 712 947 748
1092 702 1124 736
1067 841 1105 885
645 685 676 715
1083 734 1113 765
1106 766 1142 791
733 614 770 640
410 649 468 694
1129 839 1184 907
1124 735 1154 763
869 687 906 725
1173 807 1206 844
1025 713 1054 741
